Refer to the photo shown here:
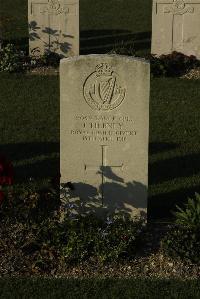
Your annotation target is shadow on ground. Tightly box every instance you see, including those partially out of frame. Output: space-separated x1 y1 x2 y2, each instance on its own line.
63 168 147 219
80 29 151 54
0 142 59 181
2 30 151 55
148 142 200 220
0 141 199 221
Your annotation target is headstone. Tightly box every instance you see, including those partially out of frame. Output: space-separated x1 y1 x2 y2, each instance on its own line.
151 0 200 58
60 55 150 219
28 0 79 57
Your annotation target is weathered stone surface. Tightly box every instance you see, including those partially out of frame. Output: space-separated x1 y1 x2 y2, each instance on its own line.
28 0 79 57
151 0 200 58
60 55 150 219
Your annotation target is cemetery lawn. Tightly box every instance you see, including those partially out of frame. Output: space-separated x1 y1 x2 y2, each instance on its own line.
0 278 200 299
0 72 59 186
0 73 199 220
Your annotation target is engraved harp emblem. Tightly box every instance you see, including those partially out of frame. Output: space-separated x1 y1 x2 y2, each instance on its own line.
95 74 116 105
84 63 126 111
41 0 66 15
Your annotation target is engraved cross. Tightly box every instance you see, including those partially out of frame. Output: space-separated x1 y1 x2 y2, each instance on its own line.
156 0 195 51
84 145 124 205
31 0 69 29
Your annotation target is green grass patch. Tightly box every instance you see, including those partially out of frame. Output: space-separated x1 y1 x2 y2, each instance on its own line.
0 0 27 41
149 78 200 219
0 278 200 299
0 73 59 183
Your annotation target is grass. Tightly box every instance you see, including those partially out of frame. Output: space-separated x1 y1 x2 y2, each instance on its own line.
149 78 200 219
0 0 27 40
0 73 59 183
0 73 199 220
0 278 200 299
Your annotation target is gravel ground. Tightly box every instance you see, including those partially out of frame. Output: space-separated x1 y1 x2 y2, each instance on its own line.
26 66 200 80
27 67 59 76
180 67 200 80
0 222 199 279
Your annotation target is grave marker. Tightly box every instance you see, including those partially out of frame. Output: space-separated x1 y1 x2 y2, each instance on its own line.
151 0 200 58
60 55 150 218
28 0 79 57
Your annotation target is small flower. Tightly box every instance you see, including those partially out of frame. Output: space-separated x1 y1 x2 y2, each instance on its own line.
121 234 130 241
0 154 13 185
101 230 109 238
105 216 113 226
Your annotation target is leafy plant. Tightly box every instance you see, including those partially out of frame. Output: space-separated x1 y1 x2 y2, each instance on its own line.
39 52 61 67
173 193 200 230
0 43 61 73
29 51 61 69
162 193 200 264
0 44 27 72
109 41 136 56
0 181 146 269
149 51 200 77
162 227 200 264
59 213 145 264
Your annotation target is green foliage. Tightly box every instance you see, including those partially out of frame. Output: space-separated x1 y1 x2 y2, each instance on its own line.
58 213 144 264
174 193 200 229
150 52 200 77
0 44 25 72
0 44 61 73
30 52 61 67
109 41 136 56
0 182 59 223
162 227 200 264
0 183 145 271
162 193 200 264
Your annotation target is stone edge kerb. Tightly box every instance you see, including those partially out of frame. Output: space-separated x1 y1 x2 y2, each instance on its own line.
60 54 150 66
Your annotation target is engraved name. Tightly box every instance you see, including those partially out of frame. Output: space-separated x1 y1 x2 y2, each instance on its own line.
70 114 137 143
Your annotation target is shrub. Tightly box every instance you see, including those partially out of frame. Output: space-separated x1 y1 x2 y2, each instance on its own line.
0 154 14 206
162 227 200 264
173 193 200 230
0 44 27 72
29 51 61 69
109 41 136 56
0 182 145 269
39 51 61 67
149 51 200 77
59 213 145 264
0 44 61 73
162 193 200 264
0 153 14 185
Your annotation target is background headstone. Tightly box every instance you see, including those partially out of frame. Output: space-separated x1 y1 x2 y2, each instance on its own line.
28 0 79 57
151 0 200 58
60 55 150 219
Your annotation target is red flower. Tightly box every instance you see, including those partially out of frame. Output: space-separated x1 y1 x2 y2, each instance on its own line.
51 173 61 189
0 154 14 185
0 191 4 205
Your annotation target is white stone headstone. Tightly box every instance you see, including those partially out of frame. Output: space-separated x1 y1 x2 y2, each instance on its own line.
28 0 79 57
151 0 200 58
60 55 150 219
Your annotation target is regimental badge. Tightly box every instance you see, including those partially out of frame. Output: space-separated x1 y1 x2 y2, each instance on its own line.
41 0 66 15
164 0 194 15
83 63 126 111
